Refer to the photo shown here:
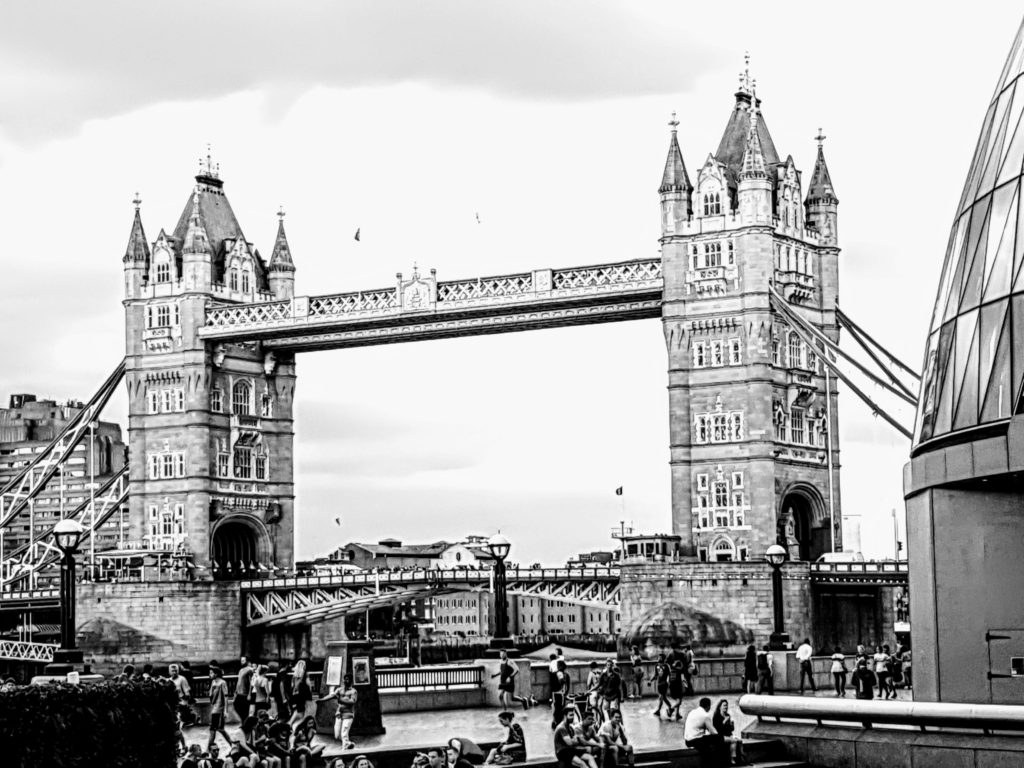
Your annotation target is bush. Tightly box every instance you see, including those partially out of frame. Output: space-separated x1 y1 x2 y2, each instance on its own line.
0 679 178 768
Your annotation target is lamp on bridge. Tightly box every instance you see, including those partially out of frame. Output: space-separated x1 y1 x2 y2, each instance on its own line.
45 518 85 675
486 533 516 654
765 544 791 651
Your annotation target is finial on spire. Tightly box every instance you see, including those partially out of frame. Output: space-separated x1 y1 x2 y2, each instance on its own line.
669 111 679 132
815 128 827 147
132 192 142 211
277 206 286 221
739 51 753 95
198 143 220 180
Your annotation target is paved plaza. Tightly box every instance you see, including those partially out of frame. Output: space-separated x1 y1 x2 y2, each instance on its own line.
183 688 912 759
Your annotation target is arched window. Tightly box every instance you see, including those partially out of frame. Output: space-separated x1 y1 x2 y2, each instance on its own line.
229 269 239 291
233 445 252 478
712 192 721 215
232 380 252 415
788 332 802 369
241 265 252 294
156 261 171 283
703 194 710 216
712 536 735 562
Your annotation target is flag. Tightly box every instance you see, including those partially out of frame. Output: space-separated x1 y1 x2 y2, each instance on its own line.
354 228 360 241
615 487 623 496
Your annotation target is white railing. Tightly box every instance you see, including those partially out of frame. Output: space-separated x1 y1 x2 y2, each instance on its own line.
0 639 57 662
552 259 661 289
309 289 398 316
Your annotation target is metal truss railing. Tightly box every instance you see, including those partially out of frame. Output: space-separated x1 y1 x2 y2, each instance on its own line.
809 560 908 586
242 567 622 628
0 639 58 662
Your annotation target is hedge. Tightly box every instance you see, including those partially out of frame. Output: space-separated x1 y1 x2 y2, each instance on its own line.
0 680 178 768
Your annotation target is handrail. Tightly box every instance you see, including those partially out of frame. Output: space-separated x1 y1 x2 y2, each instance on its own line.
739 694 1024 732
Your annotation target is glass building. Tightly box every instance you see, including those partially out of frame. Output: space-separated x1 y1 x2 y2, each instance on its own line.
915 24 1024 449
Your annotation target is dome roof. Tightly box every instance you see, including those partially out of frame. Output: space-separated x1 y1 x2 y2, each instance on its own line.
620 601 753 648
915 20 1024 449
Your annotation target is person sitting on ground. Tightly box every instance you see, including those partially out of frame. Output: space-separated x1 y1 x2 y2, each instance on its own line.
239 710 281 768
712 700 748 766
447 739 476 768
485 711 527 764
411 747 446 768
347 755 375 768
572 711 604 768
290 716 325 768
181 744 205 768
598 710 634 767
553 708 595 768
683 697 728 768
205 743 231 768
114 664 135 684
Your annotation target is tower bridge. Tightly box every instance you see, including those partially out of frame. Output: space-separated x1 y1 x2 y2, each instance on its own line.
0 68 916 664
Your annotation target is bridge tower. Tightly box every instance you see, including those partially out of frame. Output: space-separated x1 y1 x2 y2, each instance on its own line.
658 71 842 565
121 159 297 577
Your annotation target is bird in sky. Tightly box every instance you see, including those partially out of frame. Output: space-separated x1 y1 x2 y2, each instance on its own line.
475 212 480 224
354 228 361 242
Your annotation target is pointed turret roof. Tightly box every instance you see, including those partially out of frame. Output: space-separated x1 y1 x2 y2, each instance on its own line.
715 58 780 189
269 209 296 272
805 131 838 204
740 98 768 180
123 195 150 264
182 188 212 254
659 112 692 194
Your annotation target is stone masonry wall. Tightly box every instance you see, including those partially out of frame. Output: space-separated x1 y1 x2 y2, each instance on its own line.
619 560 813 651
77 581 242 673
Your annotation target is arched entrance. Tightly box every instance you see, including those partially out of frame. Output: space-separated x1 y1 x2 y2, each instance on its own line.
212 517 271 580
778 485 828 562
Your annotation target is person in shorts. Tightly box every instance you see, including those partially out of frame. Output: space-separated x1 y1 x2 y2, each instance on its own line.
206 666 232 753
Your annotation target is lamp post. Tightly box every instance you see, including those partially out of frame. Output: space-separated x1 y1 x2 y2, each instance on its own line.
765 544 791 651
45 518 85 675
486 533 516 653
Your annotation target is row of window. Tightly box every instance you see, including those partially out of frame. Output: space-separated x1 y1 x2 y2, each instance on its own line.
772 331 819 372
702 192 723 216
146 503 185 549
775 244 813 275
147 388 185 414
694 412 744 444
776 407 826 447
696 503 746 529
697 536 748 563
210 382 273 417
217 448 268 480
147 452 186 479
436 598 477 609
693 339 742 368
691 240 735 269
145 303 179 329
436 615 477 625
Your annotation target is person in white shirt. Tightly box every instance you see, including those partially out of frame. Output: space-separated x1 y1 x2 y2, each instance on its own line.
796 638 816 694
683 698 727 767
597 710 634 766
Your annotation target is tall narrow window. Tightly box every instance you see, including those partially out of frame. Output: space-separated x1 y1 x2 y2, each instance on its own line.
712 414 728 442
232 381 252 415
729 339 742 365
714 481 729 509
260 394 273 417
217 452 229 478
234 446 252 478
156 305 170 327
255 452 267 480
148 390 160 414
156 262 171 283
788 333 802 369
211 388 223 413
694 343 706 368
711 340 724 366
229 269 239 291
791 408 806 444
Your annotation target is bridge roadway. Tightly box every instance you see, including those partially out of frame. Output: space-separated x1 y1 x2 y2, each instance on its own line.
197 259 664 351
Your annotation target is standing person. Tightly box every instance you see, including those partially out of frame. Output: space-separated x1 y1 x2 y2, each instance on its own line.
597 710 634 767
207 666 232 753
628 646 644 699
796 638 816 694
743 645 758 694
755 645 774 695
891 645 905 689
830 646 848 697
548 654 561 707
585 661 603 718
902 647 913 689
484 711 527 764
289 659 314 729
552 660 570 730
325 673 357 750
652 654 671 718
682 644 696 696
270 662 291 722
712 700 748 766
683 698 727 768
170 664 194 724
493 650 530 711
251 664 271 714
601 662 623 719
234 656 254 723
873 645 894 699
854 659 877 700
668 656 685 719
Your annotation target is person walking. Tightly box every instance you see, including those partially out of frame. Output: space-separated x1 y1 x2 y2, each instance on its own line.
742 645 758 694
551 660 570 730
601 662 623 720
233 656 254 723
830 646 848 697
289 659 314 729
682 644 696 696
324 673 357 750
668 656 685 719
251 664 271 714
206 666 232 753
755 645 774 695
796 638 816 694
873 645 895 699
652 654 671 718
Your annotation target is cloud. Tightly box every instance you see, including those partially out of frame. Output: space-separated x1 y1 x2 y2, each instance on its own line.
0 1 720 145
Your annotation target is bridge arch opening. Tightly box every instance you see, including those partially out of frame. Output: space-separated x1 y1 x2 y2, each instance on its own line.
212 517 272 580
778 484 828 562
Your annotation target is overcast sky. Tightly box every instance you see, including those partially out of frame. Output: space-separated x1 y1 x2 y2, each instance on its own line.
0 2 1020 564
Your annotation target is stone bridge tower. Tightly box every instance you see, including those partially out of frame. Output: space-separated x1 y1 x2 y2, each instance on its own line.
122 159 297 577
658 71 842 566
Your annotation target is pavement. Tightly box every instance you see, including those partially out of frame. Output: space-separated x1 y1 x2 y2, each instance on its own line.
183 687 912 759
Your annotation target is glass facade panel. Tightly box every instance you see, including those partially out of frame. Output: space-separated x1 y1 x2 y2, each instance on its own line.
914 22 1024 449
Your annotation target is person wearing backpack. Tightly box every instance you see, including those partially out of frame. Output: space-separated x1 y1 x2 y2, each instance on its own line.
755 645 774 695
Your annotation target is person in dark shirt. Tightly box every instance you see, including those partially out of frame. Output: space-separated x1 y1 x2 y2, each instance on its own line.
485 711 527 764
553 709 590 768
551 660 570 730
601 663 623 719
180 744 204 768
712 699 748 765
652 654 671 717
447 739 477 768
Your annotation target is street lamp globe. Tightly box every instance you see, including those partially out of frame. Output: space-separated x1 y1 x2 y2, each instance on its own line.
765 544 787 567
486 533 511 562
52 518 84 556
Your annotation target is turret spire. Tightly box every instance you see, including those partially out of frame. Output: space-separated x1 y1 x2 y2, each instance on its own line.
269 207 295 272
659 111 692 194
740 84 768 180
123 193 150 264
182 187 211 254
806 128 839 204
